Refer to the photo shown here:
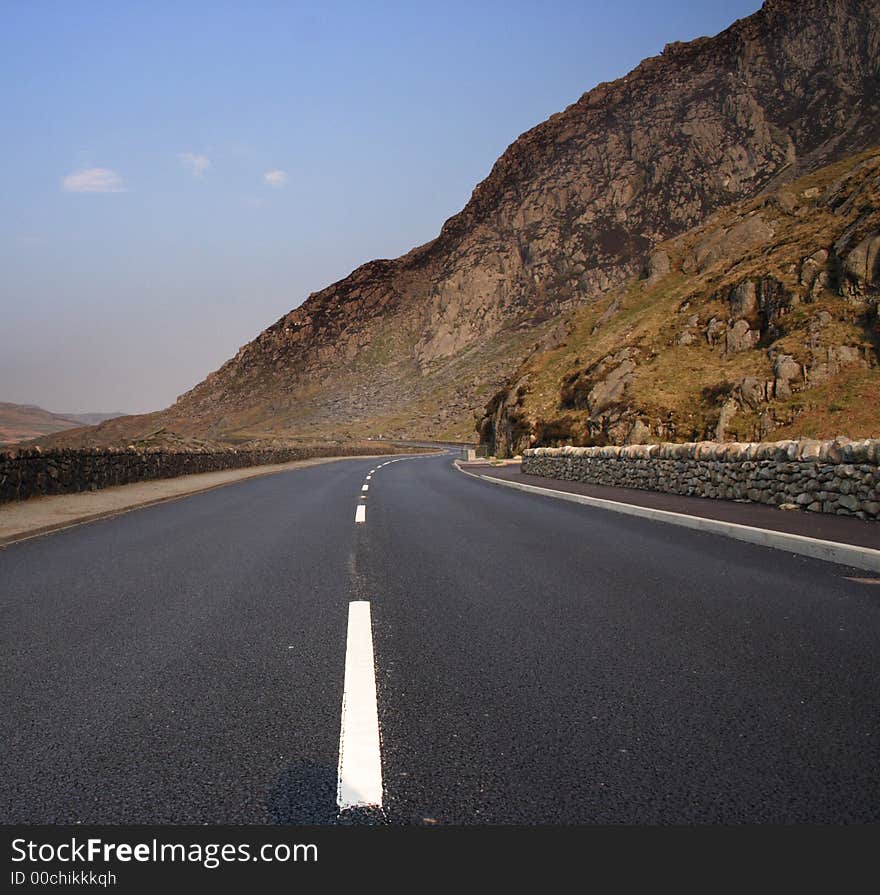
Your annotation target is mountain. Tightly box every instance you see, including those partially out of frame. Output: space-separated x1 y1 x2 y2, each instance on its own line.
0 403 123 445
480 148 880 455
40 0 880 450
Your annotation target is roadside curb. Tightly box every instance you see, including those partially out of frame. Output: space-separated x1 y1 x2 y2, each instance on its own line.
0 454 398 549
453 462 880 573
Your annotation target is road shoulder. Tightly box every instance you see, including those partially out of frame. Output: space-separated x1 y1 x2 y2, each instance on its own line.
0 454 389 548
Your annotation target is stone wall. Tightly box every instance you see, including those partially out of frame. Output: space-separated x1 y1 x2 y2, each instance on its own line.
0 444 403 504
522 439 880 520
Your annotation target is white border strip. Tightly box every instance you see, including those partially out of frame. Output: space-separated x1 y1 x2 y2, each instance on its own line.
337 601 383 809
454 463 880 573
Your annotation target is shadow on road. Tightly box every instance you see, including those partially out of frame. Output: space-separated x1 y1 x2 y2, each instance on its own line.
266 761 386 825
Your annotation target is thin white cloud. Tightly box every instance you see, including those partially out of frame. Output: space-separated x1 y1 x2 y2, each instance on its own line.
62 168 125 193
178 153 211 177
263 169 288 188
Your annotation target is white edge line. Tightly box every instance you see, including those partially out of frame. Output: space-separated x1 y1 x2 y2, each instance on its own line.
453 462 880 574
337 600 383 809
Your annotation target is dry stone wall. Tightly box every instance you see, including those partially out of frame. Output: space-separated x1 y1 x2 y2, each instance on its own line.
522 439 880 521
0 444 400 504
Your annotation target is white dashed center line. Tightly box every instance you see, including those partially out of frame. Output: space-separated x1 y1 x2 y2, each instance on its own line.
355 504 366 523
362 484 369 492
337 601 383 809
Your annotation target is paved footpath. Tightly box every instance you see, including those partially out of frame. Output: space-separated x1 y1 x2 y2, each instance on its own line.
471 462 880 550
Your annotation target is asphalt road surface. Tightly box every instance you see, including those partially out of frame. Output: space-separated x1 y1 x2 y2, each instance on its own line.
1 452 878 823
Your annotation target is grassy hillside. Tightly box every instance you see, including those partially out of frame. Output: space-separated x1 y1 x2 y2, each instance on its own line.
480 149 880 455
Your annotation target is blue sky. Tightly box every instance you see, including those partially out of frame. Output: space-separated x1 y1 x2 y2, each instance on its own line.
0 0 761 414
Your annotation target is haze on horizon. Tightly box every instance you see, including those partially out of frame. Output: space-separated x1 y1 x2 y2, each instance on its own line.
0 0 760 415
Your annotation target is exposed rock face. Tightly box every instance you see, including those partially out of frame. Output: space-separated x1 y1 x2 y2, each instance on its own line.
560 348 641 415
44 0 880 448
844 234 880 289
772 355 803 399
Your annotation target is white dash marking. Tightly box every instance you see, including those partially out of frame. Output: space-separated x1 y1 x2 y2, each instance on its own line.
337 601 383 809
355 504 366 523
366 475 372 481
362 484 369 492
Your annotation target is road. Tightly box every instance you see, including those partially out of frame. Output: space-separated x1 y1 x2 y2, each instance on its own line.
1 452 878 823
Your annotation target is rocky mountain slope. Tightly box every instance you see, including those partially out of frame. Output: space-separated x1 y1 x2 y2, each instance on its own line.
48 0 880 449
479 149 880 455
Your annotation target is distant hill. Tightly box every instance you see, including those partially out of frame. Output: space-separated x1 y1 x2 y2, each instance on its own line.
0 403 123 445
61 411 125 427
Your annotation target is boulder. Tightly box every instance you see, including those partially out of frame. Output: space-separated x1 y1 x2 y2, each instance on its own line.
626 419 652 444
587 358 637 414
773 354 802 398
809 345 867 386
725 319 757 353
727 280 758 317
843 233 880 289
800 248 830 289
737 376 767 410
645 250 671 281
706 317 726 346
